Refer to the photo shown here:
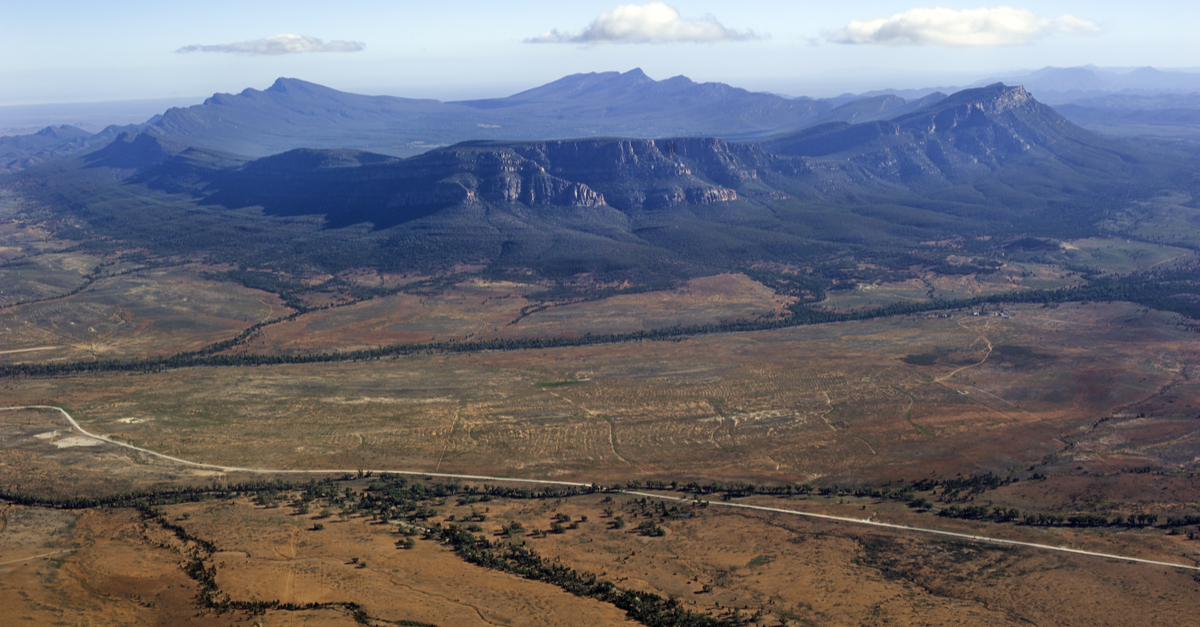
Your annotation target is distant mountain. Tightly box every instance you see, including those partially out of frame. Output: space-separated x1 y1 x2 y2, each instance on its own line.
450 69 836 139
139 71 959 158
1051 93 1200 137
0 72 988 174
0 123 147 174
145 71 841 158
803 92 948 127
149 78 475 158
0 125 93 172
980 66 1200 103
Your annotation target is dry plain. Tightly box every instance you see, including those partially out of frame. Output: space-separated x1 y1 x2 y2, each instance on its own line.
1 432 1198 627
4 302 1196 485
2 219 1200 625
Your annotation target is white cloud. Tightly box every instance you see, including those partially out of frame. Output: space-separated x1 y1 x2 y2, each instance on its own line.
827 7 1100 47
176 34 365 55
527 2 756 44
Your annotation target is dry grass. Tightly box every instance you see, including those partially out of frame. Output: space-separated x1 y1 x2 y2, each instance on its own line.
6 479 1198 627
239 273 792 355
819 262 1084 312
3 206 1200 626
0 220 102 307
0 264 287 363
4 302 1195 489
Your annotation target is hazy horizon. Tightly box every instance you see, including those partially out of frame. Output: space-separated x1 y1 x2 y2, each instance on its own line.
6 61 1200 137
5 1 1198 108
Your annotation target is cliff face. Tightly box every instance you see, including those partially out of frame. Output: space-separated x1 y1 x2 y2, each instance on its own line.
414 137 752 212
410 148 606 208
528 137 758 209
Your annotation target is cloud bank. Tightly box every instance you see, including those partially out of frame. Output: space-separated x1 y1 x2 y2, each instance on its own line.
176 34 365 55
527 2 756 44
827 7 1099 47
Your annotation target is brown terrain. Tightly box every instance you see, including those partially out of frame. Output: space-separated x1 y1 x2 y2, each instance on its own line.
1 220 1199 626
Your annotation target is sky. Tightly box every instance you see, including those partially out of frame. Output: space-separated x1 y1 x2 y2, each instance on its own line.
2 0 1199 108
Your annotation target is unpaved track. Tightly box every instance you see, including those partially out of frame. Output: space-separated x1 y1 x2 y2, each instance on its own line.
3 405 1199 572
0 548 76 566
0 346 59 356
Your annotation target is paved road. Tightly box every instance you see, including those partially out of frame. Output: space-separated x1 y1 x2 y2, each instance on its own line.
3 405 1198 572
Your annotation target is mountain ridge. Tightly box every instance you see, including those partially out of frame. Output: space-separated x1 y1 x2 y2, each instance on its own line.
130 70 966 159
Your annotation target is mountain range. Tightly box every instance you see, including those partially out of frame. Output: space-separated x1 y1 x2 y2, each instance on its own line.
8 78 1186 286
7 67 1199 176
3 70 951 172
0 123 142 174
144 70 955 158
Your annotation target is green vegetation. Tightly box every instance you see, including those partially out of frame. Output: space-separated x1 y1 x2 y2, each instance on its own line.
746 555 773 568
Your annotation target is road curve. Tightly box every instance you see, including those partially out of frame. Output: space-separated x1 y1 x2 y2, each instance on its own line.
3 405 1198 572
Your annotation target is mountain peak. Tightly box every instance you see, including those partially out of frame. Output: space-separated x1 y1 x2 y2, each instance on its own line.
86 132 189 169
265 77 329 95
936 83 1033 114
34 125 91 140
763 82 1109 183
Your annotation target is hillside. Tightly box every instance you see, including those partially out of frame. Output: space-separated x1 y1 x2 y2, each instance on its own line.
761 84 1158 206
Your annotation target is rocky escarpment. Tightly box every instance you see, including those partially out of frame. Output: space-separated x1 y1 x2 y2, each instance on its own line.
461 137 756 211
189 136 758 227
412 148 606 208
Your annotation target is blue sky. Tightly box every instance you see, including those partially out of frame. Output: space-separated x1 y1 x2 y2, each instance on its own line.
2 1 1198 106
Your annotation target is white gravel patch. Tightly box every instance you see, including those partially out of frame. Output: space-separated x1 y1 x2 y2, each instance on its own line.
54 436 104 448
